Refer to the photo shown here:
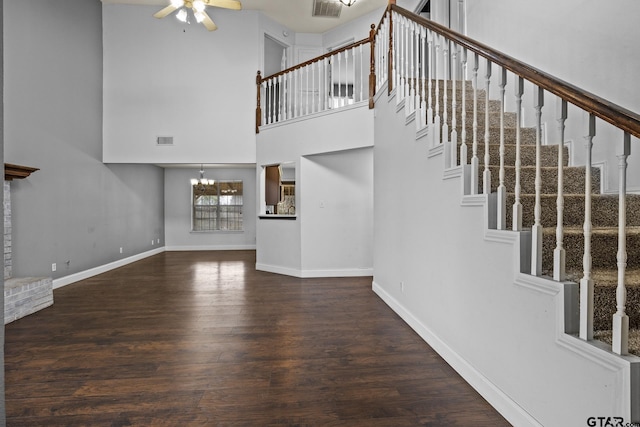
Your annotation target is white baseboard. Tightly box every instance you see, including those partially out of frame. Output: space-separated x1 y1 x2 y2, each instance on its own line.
53 247 166 290
165 245 257 251
256 263 372 278
371 280 542 427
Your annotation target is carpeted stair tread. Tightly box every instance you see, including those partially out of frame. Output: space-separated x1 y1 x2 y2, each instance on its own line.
459 143 567 168
447 126 537 146
541 226 640 270
481 166 600 194
594 330 640 356
505 193 640 228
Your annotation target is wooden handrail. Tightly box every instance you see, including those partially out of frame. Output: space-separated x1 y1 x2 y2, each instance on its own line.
258 37 371 83
390 4 640 139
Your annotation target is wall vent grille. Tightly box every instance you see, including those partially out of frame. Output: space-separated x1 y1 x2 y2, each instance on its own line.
312 0 342 18
156 136 174 146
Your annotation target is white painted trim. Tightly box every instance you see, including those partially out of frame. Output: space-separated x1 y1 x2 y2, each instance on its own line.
427 144 444 158
443 165 462 180
260 101 368 131
416 125 429 141
165 245 257 251
53 247 166 290
256 263 372 278
372 281 543 427
405 109 416 125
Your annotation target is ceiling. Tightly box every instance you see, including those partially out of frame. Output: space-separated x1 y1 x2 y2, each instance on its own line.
101 0 389 33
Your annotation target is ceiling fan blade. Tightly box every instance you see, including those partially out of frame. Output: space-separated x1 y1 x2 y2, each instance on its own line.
153 4 178 19
205 0 242 10
200 11 218 31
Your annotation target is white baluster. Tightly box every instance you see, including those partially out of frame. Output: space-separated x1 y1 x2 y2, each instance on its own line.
419 27 427 129
406 21 413 114
269 79 275 124
512 77 524 231
398 17 404 103
613 133 631 355
482 60 492 195
450 45 458 168
329 57 334 109
497 67 507 229
426 31 433 129
470 53 479 194
580 114 595 341
293 69 297 118
323 58 328 111
531 86 544 276
433 36 441 147
460 48 468 167
414 23 420 119
553 99 568 281
261 81 267 125
442 38 449 153
283 73 288 121
311 61 316 114
359 44 364 103
306 65 310 115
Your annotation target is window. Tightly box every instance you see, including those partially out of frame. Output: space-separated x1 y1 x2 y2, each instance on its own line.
192 180 243 231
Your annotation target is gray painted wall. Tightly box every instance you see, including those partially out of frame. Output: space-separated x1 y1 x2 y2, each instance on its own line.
0 0 6 423
3 0 164 280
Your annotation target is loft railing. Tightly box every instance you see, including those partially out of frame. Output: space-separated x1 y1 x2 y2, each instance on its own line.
255 1 640 357
255 25 377 133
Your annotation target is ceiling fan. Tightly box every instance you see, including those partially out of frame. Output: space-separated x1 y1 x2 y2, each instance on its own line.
153 0 242 32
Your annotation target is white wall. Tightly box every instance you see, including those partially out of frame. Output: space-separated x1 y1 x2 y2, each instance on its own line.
300 148 374 276
102 4 260 164
164 166 256 250
256 105 375 277
373 85 638 425
464 0 640 191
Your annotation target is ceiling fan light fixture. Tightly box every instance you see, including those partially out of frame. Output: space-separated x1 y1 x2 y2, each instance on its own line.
339 0 356 6
194 11 206 23
170 0 184 8
193 0 206 13
176 8 188 22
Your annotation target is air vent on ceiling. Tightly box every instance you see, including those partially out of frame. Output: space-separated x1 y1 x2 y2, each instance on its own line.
313 0 342 18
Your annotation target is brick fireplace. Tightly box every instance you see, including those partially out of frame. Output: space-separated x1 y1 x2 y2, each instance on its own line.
4 164 53 324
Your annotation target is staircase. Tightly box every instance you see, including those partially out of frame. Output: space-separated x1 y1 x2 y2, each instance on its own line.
433 81 640 355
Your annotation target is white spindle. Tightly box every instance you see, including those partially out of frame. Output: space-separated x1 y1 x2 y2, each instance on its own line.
512 77 524 231
419 27 427 129
460 48 468 167
442 38 449 152
359 44 364 102
323 58 328 111
311 61 316 114
269 79 275 124
497 67 507 229
531 86 544 276
470 53 479 194
414 23 419 118
553 99 568 281
613 133 631 355
329 57 334 109
306 65 310 115
450 45 458 168
338 51 343 107
433 36 441 147
482 60 492 195
579 114 595 341
427 31 433 129
261 81 267 125
407 22 414 114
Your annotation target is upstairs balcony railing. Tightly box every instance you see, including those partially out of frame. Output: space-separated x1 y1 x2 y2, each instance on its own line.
255 1 640 358
255 25 377 133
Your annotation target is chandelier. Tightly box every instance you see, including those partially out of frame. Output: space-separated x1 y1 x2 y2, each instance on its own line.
191 165 214 192
339 0 356 6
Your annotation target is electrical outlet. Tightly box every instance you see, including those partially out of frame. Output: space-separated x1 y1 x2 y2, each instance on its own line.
151 240 154 245
52 263 56 272
156 239 160 244
119 247 123 254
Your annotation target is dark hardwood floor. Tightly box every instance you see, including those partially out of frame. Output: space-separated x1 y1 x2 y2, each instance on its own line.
5 250 510 426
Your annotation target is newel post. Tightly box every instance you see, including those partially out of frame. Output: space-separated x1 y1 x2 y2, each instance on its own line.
387 0 395 95
369 24 376 109
255 71 262 134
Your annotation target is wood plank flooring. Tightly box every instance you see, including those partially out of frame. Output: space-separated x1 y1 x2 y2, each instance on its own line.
5 250 510 426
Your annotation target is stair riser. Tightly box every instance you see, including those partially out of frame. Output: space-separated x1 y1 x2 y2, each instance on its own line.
542 232 640 270
481 166 600 195
506 195 640 228
461 144 568 169
593 286 640 330
441 127 538 146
